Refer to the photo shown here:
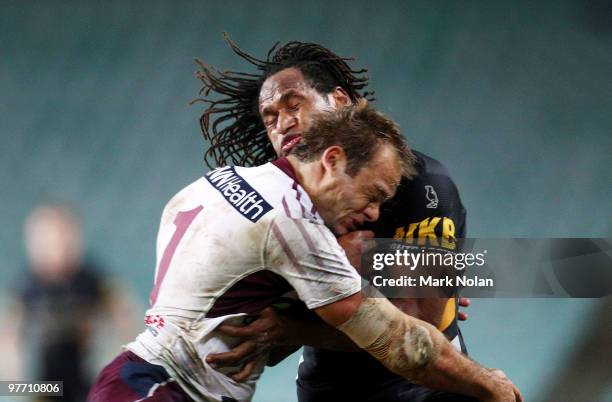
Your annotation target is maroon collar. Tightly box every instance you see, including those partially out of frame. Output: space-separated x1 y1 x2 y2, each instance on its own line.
271 157 298 181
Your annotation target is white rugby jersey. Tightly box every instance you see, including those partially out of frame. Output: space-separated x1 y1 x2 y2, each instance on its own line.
127 158 362 402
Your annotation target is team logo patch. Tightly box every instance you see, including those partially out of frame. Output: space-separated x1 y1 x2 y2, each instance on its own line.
205 166 272 222
425 185 439 209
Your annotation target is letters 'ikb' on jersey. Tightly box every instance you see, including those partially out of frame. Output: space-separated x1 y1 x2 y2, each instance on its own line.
127 159 361 402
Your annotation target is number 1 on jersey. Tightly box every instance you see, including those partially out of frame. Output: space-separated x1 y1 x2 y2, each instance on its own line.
149 205 203 305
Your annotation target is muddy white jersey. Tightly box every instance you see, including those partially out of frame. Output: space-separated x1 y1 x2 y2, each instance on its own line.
127 159 362 402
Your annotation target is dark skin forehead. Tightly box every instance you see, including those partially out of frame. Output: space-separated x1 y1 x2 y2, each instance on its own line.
259 68 319 114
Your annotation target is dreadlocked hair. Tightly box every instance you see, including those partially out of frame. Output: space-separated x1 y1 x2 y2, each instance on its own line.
192 33 375 168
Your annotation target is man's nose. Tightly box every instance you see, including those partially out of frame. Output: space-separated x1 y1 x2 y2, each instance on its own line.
277 111 297 134
364 203 380 222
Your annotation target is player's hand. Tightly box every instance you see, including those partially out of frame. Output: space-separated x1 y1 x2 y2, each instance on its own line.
458 297 471 321
206 307 294 381
482 368 523 402
337 230 376 271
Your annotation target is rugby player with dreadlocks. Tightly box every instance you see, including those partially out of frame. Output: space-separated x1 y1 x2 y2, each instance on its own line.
195 36 510 402
88 100 521 402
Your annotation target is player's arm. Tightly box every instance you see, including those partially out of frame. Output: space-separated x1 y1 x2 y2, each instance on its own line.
316 292 522 402
209 279 459 374
205 305 359 378
207 229 463 375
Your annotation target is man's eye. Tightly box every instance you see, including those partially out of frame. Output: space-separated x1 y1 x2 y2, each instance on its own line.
264 117 277 127
369 192 387 204
288 103 300 111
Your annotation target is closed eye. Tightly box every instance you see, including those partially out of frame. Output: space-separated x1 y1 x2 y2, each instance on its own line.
371 184 391 204
263 115 277 127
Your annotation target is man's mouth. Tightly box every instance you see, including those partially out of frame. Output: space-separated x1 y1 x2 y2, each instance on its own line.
280 135 302 156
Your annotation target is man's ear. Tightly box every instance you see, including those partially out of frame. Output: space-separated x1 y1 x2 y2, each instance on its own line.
329 87 352 107
321 146 347 174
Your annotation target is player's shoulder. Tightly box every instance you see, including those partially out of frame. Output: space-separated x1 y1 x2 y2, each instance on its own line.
205 163 294 200
266 199 324 235
202 163 321 228
158 176 206 221
402 150 462 201
386 149 466 223
265 190 329 246
239 161 320 223
158 164 280 213
412 150 454 183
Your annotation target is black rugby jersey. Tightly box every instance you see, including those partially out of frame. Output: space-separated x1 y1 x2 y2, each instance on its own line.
297 150 467 398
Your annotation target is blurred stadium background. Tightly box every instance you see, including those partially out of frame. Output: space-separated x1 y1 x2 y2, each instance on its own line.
1 1 610 401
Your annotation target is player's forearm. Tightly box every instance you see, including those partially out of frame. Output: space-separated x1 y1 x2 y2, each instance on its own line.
287 298 446 352
285 298 447 352
406 323 497 399
336 298 502 400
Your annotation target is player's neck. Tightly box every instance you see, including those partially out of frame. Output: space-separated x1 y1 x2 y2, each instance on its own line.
286 155 323 200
